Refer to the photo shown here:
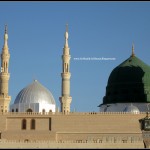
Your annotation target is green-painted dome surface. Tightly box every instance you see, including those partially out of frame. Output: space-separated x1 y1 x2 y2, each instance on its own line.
103 55 150 104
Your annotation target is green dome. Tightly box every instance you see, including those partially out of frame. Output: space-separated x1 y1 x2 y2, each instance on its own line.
103 55 150 104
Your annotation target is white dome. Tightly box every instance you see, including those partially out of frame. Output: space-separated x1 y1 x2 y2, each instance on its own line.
123 104 140 114
14 80 55 105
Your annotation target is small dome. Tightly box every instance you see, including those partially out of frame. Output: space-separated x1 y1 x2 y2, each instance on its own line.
14 80 55 105
123 104 140 114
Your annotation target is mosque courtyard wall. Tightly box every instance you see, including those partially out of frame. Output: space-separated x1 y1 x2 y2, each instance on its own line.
0 112 146 148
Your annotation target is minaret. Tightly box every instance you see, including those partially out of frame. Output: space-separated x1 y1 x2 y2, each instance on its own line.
59 24 72 114
0 25 11 112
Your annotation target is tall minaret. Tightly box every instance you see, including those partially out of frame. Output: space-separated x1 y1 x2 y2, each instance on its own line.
0 25 11 112
59 24 72 114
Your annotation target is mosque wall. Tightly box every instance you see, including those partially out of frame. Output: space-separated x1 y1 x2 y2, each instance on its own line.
0 140 144 148
2 112 146 132
0 112 145 148
0 112 146 143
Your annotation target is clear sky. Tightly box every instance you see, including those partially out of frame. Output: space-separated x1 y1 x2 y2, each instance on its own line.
0 1 150 112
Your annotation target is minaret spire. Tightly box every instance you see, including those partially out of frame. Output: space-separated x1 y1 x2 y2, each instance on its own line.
4 24 8 50
59 24 72 114
65 23 69 47
131 43 135 57
5 24 7 34
0 25 11 112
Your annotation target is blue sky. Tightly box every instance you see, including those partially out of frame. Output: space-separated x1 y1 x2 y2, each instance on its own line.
0 1 150 112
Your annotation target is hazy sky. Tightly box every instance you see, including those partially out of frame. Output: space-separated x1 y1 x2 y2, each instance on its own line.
0 1 150 112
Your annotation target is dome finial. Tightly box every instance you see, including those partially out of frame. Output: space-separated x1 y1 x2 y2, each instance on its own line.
64 23 69 47
131 43 135 57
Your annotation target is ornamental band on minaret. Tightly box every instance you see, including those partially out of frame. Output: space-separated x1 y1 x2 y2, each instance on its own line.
0 25 11 112
59 24 72 114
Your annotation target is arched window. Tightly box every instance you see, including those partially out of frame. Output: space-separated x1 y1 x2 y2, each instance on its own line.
26 108 32 112
3 62 5 72
16 108 18 112
22 119 26 130
31 119 35 130
67 64 69 72
12 109 14 112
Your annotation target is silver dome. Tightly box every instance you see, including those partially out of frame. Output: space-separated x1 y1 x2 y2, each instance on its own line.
14 80 55 104
123 104 140 114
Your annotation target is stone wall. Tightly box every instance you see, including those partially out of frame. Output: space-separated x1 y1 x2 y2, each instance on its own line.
0 139 144 148
0 112 147 148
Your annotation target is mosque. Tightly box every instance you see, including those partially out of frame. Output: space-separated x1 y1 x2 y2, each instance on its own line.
0 25 149 148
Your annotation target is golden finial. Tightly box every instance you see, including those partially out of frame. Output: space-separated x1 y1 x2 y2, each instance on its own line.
131 43 135 57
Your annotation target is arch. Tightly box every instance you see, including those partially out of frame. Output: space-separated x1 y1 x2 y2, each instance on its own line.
16 108 18 112
6 62 8 73
26 108 32 112
31 119 35 130
63 63 65 72
67 64 69 72
65 63 66 72
22 119 26 130
3 62 5 72
12 109 14 112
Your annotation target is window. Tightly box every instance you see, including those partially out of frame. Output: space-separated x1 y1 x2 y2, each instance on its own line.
12 109 14 112
67 64 69 72
31 119 35 130
122 139 127 143
22 119 26 130
16 108 18 112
